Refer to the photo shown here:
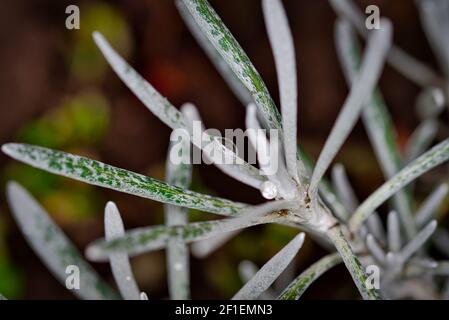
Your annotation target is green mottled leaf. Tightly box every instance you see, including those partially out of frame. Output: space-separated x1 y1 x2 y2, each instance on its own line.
86 201 289 262
2 143 247 216
181 0 281 131
327 226 383 300
278 253 341 300
6 181 118 300
175 0 252 106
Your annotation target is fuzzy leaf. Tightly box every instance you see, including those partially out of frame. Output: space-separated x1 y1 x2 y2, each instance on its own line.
309 19 392 194
329 0 442 87
232 233 305 300
262 0 299 182
335 19 416 238
327 226 383 300
105 202 141 300
6 181 118 300
405 119 439 163
278 253 341 300
400 220 437 262
165 139 192 300
95 32 265 190
2 143 247 216
180 0 282 132
86 201 289 262
350 138 449 232
175 0 252 106
387 211 401 253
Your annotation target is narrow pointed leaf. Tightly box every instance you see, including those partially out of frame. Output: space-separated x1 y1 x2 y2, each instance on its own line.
327 226 383 300
232 233 305 300
331 164 357 215
105 202 141 300
387 211 401 252
181 0 281 131
329 0 443 87
400 220 437 262
366 234 386 264
6 181 118 300
175 0 252 106
191 230 239 258
405 119 439 163
278 253 341 300
93 32 185 130
165 139 192 300
350 138 449 232
95 31 265 190
262 0 299 182
2 143 247 216
309 20 392 194
86 201 289 262
335 19 416 238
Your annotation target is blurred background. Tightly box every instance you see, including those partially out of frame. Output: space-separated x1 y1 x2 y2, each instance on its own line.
0 0 448 299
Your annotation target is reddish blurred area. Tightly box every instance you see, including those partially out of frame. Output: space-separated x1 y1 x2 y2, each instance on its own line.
0 0 442 299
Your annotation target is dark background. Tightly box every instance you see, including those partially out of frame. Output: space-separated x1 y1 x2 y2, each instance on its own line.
0 0 444 299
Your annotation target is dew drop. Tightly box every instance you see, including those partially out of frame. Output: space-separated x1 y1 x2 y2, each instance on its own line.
260 181 278 199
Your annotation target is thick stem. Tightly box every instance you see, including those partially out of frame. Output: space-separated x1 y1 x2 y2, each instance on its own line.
327 224 383 300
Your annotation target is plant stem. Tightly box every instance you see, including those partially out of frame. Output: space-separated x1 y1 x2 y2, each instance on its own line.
327 224 383 300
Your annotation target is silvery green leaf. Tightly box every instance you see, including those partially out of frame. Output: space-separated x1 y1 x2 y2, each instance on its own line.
278 253 341 300
387 211 402 253
191 230 239 258
175 0 252 106
400 220 437 262
0 294 6 300
181 102 266 189
327 226 383 300
405 119 439 163
165 139 192 300
2 143 247 216
105 202 141 300
335 18 415 238
309 20 392 194
232 233 305 300
331 164 357 215
416 0 449 77
245 104 297 199
95 32 265 190
238 260 276 300
329 0 442 87
86 200 289 262
415 184 448 228
349 138 449 232
181 0 282 132
262 0 300 183
93 32 185 130
6 181 118 300
366 234 386 264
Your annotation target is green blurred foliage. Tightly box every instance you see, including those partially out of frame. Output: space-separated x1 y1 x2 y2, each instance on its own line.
70 2 132 81
18 91 109 149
